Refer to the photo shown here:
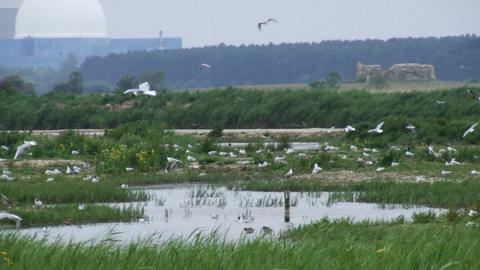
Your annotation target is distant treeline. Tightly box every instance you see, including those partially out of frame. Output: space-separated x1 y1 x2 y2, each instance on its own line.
2 86 480 144
81 36 480 89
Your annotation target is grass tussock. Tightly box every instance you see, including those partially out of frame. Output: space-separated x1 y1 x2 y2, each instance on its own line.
0 205 143 228
241 180 480 208
0 178 148 205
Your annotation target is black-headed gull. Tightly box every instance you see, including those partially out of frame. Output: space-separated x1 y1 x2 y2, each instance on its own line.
14 141 37 160
406 124 416 132
445 158 461 166
441 170 451 176
34 198 43 208
78 203 86 211
344 125 356 133
0 212 22 231
368 122 384 134
200 63 211 70
124 82 157 97
258 18 278 30
166 157 182 172
463 123 479 138
312 163 322 174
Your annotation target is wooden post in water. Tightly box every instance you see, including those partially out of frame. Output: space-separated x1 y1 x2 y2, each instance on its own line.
284 191 290 223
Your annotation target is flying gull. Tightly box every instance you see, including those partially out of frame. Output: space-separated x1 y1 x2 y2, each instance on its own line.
0 212 22 232
200 63 211 70
258 18 278 30
463 123 479 138
124 82 157 97
14 141 37 160
368 122 384 134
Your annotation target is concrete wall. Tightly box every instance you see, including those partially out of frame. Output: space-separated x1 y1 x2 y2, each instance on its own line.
0 37 182 67
111 38 182 53
0 9 18 39
0 39 23 56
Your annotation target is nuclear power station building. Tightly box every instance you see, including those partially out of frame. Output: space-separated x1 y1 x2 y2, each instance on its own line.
0 0 182 67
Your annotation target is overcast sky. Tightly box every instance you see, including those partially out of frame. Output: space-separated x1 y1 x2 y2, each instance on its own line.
98 0 480 47
6 0 480 47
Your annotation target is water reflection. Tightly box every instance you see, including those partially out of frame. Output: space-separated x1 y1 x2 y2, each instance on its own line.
20 184 443 243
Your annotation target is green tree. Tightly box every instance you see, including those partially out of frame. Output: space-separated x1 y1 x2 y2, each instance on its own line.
53 71 84 94
61 53 78 74
81 36 480 88
325 72 341 89
116 75 136 91
139 70 165 90
368 74 388 89
84 81 113 93
57 53 79 82
308 80 325 89
68 71 84 94
208 127 224 138
0 75 34 94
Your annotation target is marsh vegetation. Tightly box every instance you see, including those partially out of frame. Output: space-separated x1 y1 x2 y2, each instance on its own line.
1 85 480 269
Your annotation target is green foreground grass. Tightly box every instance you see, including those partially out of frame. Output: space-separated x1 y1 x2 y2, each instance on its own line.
0 218 479 269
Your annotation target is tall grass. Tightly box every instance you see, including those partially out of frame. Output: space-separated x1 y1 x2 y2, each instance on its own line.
0 178 148 205
0 219 479 269
0 205 143 228
241 180 480 208
3 86 480 142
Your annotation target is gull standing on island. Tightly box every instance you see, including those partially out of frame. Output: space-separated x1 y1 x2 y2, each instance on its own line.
165 157 182 173
344 125 356 133
312 163 322 174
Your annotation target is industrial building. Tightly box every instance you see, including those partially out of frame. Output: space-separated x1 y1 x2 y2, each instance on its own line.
0 0 182 67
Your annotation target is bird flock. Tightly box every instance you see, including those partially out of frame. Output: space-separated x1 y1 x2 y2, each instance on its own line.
1 114 479 230
2 88 479 244
142 119 480 183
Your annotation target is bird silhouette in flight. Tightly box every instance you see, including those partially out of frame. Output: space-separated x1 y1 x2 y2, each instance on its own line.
258 18 278 30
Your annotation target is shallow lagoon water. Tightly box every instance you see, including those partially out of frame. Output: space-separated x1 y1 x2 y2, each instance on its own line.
21 184 443 243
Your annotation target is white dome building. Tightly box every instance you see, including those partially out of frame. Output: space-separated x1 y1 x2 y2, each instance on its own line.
15 0 108 38
0 0 181 68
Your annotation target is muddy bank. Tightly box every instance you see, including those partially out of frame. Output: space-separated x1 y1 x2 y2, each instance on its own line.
1 159 89 169
4 128 343 138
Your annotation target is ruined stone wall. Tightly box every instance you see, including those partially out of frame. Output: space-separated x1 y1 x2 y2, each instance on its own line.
387 63 436 81
356 62 382 81
356 62 436 82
